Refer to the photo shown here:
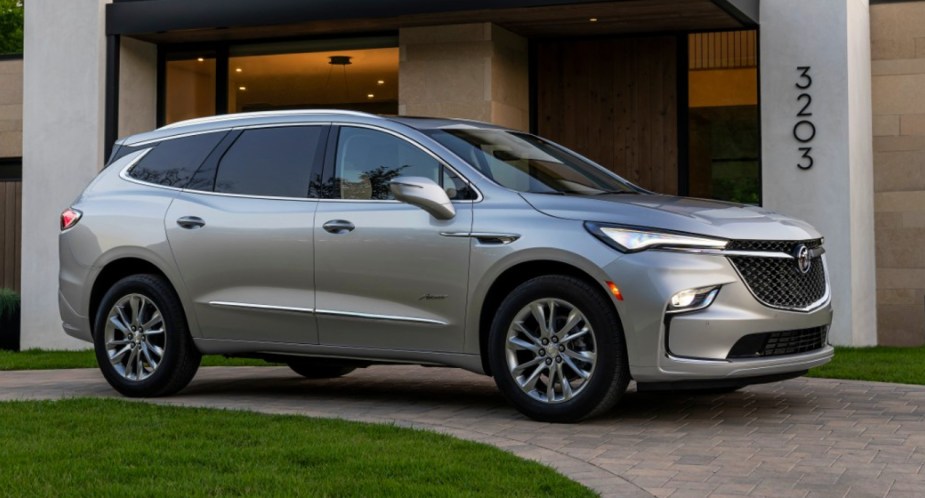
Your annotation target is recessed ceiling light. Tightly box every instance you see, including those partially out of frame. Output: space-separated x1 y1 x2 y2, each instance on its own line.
367 94 375 99
377 80 385 85
197 57 205 62
589 18 598 22
238 86 247 91
235 68 243 73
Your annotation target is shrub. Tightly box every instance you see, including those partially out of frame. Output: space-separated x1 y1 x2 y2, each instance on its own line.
0 288 18 320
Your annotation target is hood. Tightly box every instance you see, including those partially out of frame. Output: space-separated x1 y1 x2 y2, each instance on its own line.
520 193 822 241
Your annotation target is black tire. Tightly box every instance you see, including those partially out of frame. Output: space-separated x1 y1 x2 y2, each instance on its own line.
93 274 201 397
287 360 356 379
488 275 630 423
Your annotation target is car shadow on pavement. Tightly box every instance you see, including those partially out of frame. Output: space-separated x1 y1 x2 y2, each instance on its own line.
175 367 817 425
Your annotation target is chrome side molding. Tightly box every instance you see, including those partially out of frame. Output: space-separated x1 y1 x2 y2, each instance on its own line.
207 301 446 326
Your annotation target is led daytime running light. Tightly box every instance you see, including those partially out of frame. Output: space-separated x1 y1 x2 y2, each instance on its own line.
586 223 728 253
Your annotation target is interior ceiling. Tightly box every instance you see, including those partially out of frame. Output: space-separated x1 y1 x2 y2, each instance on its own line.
132 0 748 44
229 48 399 108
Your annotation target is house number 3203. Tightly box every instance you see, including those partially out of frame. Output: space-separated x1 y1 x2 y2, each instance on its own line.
794 66 815 170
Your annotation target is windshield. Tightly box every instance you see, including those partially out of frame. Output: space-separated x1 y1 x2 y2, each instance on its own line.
424 128 640 195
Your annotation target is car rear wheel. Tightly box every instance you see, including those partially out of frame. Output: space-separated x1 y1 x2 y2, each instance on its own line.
93 274 201 397
287 360 356 379
488 275 629 423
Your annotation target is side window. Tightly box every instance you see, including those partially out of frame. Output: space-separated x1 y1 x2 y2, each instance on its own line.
332 127 471 200
127 132 225 188
214 126 324 198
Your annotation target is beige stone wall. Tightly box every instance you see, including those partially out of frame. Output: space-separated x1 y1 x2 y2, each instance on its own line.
399 23 528 131
871 2 925 345
0 58 22 158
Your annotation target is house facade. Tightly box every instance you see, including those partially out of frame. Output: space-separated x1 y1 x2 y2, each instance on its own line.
4 0 924 349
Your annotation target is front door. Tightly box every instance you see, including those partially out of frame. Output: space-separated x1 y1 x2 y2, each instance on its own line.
314 125 474 352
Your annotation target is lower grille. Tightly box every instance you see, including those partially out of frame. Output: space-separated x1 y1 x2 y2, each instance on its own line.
727 326 828 359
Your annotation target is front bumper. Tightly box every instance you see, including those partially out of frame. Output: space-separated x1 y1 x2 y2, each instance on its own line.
604 250 833 384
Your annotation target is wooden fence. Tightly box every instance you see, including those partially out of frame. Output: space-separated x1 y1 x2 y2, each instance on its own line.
0 180 21 292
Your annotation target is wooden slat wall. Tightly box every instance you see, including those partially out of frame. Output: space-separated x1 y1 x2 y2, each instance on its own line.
536 36 678 194
0 180 22 292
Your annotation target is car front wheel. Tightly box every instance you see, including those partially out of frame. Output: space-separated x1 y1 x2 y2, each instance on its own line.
93 274 201 397
488 275 629 423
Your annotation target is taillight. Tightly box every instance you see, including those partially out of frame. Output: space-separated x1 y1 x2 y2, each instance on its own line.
61 208 82 231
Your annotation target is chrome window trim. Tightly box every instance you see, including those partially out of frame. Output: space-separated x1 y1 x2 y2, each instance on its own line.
118 148 187 192
178 189 320 203
329 122 483 203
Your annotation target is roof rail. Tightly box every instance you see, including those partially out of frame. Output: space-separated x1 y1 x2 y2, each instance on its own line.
159 109 378 130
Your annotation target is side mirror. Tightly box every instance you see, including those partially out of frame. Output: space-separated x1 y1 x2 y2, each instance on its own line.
389 176 456 220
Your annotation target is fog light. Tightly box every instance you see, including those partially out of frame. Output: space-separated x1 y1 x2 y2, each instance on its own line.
667 286 720 314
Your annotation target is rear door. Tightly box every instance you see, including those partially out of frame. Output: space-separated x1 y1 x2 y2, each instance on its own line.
165 124 328 344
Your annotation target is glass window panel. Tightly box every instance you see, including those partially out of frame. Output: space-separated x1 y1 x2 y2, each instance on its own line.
128 132 225 188
164 56 216 125
687 31 760 204
214 127 323 198
333 127 469 201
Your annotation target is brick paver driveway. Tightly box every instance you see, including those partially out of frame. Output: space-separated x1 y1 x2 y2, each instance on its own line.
2 366 923 497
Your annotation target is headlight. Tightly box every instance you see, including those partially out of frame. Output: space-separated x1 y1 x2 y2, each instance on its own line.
584 222 728 253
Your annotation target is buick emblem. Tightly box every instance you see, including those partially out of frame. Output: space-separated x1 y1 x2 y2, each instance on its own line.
794 244 812 274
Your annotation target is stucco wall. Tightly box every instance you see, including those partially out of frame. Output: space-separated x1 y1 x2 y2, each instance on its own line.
0 58 22 159
21 0 110 350
870 1 925 345
760 0 877 346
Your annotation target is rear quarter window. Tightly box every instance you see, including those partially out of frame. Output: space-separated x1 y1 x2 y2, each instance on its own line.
127 132 226 188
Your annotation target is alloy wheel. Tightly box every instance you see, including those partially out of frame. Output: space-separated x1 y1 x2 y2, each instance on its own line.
103 293 167 381
504 298 597 404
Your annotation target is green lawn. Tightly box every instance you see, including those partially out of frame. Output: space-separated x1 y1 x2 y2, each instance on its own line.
806 346 925 385
0 349 271 370
0 398 593 498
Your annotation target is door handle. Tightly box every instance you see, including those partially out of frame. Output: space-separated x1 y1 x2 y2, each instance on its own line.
322 219 355 234
176 216 206 230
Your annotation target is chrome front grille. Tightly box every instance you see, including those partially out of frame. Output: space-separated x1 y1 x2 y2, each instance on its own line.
726 239 827 311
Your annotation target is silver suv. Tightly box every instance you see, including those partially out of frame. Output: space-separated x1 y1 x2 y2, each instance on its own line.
59 110 833 422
